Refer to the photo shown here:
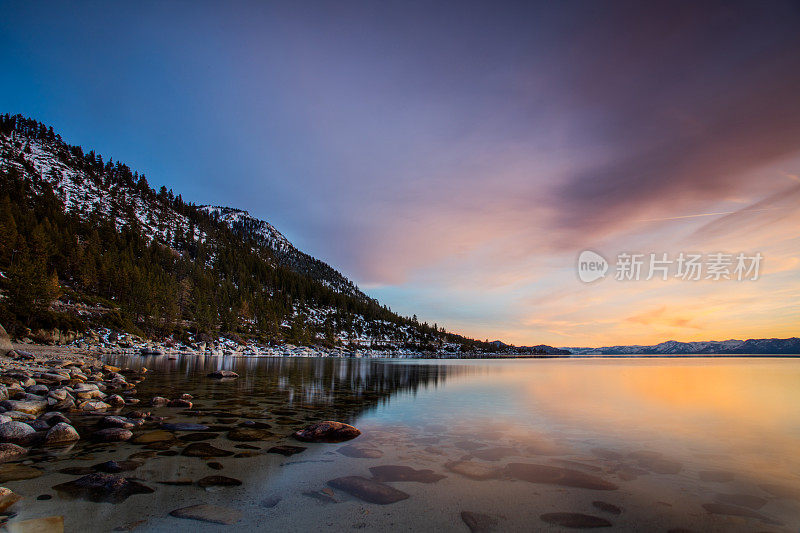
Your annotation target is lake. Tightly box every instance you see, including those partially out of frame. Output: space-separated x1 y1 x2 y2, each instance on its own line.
4 356 800 531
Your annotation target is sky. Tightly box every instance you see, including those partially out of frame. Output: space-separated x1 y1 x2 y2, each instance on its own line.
2 1 799 346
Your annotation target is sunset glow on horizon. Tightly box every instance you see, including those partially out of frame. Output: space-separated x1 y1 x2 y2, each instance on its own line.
2 1 799 346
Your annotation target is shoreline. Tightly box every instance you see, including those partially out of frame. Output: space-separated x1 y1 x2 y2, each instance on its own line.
8 343 799 364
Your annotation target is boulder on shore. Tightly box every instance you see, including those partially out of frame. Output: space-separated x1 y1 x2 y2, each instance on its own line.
0 421 36 445
44 423 80 445
0 443 28 463
293 421 361 443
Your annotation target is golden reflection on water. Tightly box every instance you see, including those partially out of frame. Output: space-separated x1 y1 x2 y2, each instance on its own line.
491 358 800 483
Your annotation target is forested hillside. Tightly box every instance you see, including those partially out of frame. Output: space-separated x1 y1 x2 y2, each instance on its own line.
0 114 512 353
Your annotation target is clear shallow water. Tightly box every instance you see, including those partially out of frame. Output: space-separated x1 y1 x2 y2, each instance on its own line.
3 356 800 531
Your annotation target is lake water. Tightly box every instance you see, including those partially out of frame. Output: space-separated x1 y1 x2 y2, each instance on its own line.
4 356 800 531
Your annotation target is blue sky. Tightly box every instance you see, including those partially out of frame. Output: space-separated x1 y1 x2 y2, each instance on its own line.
3 1 800 345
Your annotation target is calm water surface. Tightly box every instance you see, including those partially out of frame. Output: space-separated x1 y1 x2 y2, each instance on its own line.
4 356 800 532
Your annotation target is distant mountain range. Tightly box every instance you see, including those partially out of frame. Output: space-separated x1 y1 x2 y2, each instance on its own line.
563 337 800 355
489 340 571 355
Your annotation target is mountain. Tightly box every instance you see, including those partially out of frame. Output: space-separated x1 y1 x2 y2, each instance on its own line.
198 206 364 299
0 113 562 356
563 337 800 355
490 339 570 355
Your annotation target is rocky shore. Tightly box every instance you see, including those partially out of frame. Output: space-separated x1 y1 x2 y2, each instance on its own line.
30 328 453 359
0 338 372 529
0 345 153 524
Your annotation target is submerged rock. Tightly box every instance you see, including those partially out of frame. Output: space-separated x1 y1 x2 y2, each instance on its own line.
0 464 43 482
169 504 242 525
368 465 446 483
197 475 242 487
460 511 500 533
698 470 735 483
267 445 306 456
637 456 682 475
162 423 209 432
714 493 767 510
471 447 518 461
4 516 64 532
327 476 409 504
701 502 781 525
506 463 618 490
93 460 142 473
260 496 281 508
206 370 239 379
92 428 133 442
540 512 612 528
337 445 383 459
53 473 154 503
227 428 272 441
58 467 96 476
178 432 220 442
300 488 337 504
181 443 234 458
445 460 501 480
294 421 361 443
131 430 175 444
593 501 623 515
99 416 139 429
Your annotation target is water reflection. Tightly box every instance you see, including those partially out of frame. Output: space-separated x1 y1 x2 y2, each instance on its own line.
103 355 478 422
3 357 799 532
